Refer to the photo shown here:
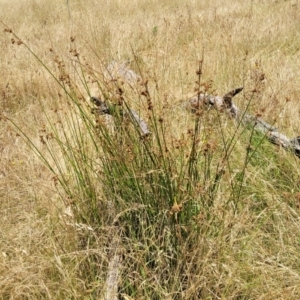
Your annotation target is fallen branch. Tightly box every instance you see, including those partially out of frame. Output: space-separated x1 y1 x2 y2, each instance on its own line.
91 96 151 137
188 87 300 157
92 61 300 157
104 230 122 300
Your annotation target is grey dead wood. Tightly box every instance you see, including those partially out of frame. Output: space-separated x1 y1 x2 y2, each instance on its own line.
103 231 122 300
188 87 300 157
91 96 151 137
92 60 300 156
92 62 150 136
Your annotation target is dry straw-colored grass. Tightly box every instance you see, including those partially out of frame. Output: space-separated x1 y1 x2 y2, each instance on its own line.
1 0 300 299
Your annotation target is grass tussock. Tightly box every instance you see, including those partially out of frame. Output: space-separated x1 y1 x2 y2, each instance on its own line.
1 0 300 299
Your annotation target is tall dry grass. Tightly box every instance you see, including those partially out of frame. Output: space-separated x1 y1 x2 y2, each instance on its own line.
1 0 300 299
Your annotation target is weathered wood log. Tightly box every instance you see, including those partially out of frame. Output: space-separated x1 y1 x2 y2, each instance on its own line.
188 87 300 157
91 96 151 137
104 231 122 300
91 86 300 156
93 61 300 156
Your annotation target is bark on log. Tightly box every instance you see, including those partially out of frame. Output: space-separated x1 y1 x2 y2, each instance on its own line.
104 232 122 300
91 86 300 157
91 96 151 136
188 87 300 157
92 62 300 156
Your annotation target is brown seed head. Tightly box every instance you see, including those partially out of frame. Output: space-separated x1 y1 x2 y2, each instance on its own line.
169 203 183 215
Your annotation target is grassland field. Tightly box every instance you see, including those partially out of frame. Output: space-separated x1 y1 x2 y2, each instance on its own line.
1 0 300 299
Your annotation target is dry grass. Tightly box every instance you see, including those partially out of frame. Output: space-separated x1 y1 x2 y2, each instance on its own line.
1 0 300 299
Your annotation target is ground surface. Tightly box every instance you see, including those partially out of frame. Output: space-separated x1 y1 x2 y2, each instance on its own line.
1 0 300 299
